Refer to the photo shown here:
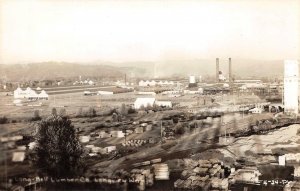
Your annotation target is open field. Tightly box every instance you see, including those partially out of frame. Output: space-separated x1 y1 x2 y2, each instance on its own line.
0 90 264 118
0 91 135 119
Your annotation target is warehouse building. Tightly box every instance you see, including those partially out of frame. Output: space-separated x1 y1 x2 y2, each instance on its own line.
134 98 156 109
14 87 48 100
138 80 175 87
97 90 114 95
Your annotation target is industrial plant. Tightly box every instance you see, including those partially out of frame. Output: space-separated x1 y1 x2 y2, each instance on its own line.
1 58 300 191
1 0 300 191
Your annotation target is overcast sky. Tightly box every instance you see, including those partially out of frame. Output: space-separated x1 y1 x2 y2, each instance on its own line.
0 0 299 64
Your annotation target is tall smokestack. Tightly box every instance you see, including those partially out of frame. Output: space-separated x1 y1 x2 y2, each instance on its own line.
229 58 232 94
216 58 219 83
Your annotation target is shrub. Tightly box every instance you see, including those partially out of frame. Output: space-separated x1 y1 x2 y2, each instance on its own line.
175 124 185 135
31 110 41 121
297 128 300 135
51 108 57 116
86 107 97 118
0 116 8 124
76 107 83 117
120 103 128 115
128 107 136 114
59 108 67 116
140 105 145 111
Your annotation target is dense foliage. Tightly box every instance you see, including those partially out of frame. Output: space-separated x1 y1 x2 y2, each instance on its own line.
34 115 85 177
0 116 8 124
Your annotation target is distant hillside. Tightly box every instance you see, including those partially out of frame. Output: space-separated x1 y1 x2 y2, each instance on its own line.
98 61 155 78
153 59 285 79
0 59 287 82
101 58 283 78
99 59 285 79
0 62 124 82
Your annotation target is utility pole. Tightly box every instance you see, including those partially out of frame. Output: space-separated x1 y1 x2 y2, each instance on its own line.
124 126 127 143
281 86 284 106
224 122 227 143
2 143 8 190
242 105 244 119
160 120 163 143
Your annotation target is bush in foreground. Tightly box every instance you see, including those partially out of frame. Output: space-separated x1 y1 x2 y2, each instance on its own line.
0 116 8 124
33 115 85 177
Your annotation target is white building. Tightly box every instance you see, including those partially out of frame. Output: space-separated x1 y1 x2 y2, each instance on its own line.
105 146 117 153
284 60 299 114
38 90 49 100
97 90 113 95
239 83 265 90
12 152 25 162
110 130 125 138
88 80 95 85
157 80 174 86
14 87 48 100
134 98 156 109
14 87 28 99
138 80 174 87
83 91 92 95
139 80 156 87
162 90 181 95
155 101 172 108
189 75 196 84
249 108 263 114
183 88 203 95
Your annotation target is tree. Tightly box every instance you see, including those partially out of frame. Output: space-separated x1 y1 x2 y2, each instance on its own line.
140 105 145 111
59 108 66 116
128 107 136 114
51 108 57 116
87 107 97 117
32 110 41 121
34 115 85 177
120 103 128 116
175 123 185 135
76 107 83 117
0 116 8 124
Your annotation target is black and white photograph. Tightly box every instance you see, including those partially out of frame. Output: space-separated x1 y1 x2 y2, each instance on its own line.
0 0 300 190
